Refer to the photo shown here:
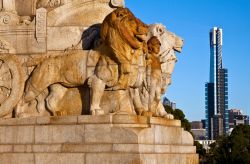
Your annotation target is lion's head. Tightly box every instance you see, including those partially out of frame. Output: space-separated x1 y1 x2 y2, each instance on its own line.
148 24 184 92
148 24 183 56
100 8 148 51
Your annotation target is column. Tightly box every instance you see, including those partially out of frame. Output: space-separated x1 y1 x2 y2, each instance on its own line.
2 0 16 13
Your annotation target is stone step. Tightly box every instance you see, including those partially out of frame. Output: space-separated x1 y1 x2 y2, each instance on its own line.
0 143 196 154
0 115 198 163
0 115 181 126
0 152 198 164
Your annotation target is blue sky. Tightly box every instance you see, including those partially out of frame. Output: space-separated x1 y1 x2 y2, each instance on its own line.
126 0 250 121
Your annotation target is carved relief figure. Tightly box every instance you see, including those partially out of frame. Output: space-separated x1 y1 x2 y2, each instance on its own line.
21 8 148 116
146 36 162 114
130 24 183 119
148 24 183 118
0 5 184 119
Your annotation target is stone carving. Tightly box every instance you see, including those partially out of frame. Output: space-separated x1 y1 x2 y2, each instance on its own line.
0 55 25 118
129 24 183 118
37 0 61 8
150 24 183 93
0 0 16 13
0 0 33 26
0 14 10 24
36 8 47 43
0 2 198 163
0 12 20 25
17 8 147 116
110 0 125 7
0 39 15 54
89 7 148 114
0 5 183 119
146 36 163 114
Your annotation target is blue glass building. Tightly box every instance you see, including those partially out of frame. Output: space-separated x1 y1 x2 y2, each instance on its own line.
205 27 229 139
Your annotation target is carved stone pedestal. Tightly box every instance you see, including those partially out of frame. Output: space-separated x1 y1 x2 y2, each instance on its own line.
0 115 198 164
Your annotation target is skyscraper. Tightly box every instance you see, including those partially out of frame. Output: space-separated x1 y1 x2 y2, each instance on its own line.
205 27 229 140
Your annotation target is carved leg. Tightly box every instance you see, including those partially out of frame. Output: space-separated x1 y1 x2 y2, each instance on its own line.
35 89 49 116
129 88 142 115
46 84 68 116
89 75 105 115
23 81 43 103
111 73 130 90
112 64 130 90
148 77 157 114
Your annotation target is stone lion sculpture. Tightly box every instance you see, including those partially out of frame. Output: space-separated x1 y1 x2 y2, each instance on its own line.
20 8 148 116
131 24 183 119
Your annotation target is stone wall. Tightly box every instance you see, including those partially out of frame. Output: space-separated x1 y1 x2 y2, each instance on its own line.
0 115 198 164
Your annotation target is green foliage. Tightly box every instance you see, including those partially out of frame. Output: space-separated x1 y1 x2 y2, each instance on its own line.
182 118 191 131
208 125 250 164
172 109 185 120
164 105 173 114
230 125 250 163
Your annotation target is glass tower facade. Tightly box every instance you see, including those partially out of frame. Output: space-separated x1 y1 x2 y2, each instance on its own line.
205 27 229 139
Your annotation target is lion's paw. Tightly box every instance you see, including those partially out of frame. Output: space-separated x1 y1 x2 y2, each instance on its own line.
91 109 105 115
164 114 174 119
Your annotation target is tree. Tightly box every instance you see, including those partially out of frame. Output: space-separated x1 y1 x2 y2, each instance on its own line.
208 125 250 164
230 125 250 163
164 105 173 114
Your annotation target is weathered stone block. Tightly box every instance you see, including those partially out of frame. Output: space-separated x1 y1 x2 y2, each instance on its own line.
84 124 112 143
85 153 141 164
0 145 12 153
0 153 34 164
78 115 111 124
0 117 36 126
149 117 181 126
62 144 112 153
36 116 78 125
0 115 198 163
112 115 147 124
35 125 84 143
32 144 62 153
154 125 182 144
35 153 85 164
181 130 195 145
0 126 34 144
14 145 32 153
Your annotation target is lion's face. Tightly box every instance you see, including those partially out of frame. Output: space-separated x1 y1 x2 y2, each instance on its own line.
148 24 184 93
100 8 148 50
148 24 183 54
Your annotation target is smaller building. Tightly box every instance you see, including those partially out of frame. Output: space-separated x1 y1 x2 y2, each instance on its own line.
191 129 206 140
201 119 206 129
191 121 203 129
191 120 206 140
229 109 249 128
162 97 176 110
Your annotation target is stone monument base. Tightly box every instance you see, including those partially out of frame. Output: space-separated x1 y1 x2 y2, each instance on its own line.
0 115 198 164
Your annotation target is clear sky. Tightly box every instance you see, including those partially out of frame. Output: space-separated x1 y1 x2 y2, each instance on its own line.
126 0 250 121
